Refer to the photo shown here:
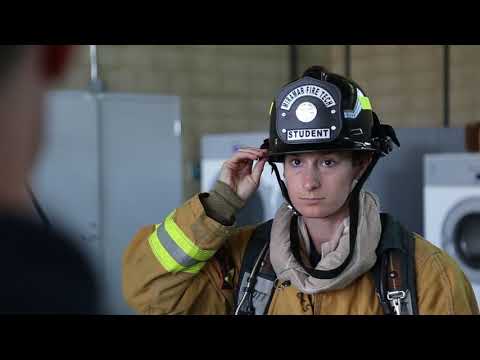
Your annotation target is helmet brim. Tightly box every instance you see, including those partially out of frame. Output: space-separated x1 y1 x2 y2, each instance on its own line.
265 140 378 163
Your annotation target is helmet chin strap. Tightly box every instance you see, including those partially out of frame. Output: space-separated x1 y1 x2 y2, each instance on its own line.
268 153 380 280
268 160 301 215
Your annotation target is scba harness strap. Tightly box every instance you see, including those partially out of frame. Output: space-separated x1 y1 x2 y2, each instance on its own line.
233 213 418 315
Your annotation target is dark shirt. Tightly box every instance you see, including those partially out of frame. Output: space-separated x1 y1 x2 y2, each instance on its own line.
0 212 98 314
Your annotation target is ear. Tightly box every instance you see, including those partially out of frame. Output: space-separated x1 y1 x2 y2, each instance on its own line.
41 45 74 81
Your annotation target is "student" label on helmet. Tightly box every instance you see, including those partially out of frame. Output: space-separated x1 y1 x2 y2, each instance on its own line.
287 128 330 141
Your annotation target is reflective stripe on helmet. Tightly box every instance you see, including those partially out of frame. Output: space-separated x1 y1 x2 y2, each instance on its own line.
147 211 215 273
360 96 372 111
344 89 372 119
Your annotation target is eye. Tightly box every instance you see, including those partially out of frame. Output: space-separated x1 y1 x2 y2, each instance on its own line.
291 159 302 167
322 159 336 167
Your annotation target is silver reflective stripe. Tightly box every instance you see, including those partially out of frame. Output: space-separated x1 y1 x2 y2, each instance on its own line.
237 272 275 315
157 224 199 268
344 88 364 119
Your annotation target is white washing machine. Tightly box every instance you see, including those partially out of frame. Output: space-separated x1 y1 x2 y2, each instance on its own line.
201 132 285 226
424 153 480 302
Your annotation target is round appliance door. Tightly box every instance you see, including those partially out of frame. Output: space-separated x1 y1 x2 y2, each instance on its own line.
442 198 480 284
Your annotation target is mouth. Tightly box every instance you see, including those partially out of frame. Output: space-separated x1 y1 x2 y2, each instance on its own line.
299 197 326 201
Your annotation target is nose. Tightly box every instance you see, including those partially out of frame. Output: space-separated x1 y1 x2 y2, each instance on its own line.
302 166 321 192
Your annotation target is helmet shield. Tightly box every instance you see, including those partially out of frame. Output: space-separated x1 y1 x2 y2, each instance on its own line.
274 76 343 146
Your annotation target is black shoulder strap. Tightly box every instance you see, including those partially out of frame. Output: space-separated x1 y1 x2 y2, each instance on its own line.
234 214 419 315
234 220 275 314
372 213 418 315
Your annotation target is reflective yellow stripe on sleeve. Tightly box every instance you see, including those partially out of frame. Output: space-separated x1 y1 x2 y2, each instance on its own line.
148 211 216 274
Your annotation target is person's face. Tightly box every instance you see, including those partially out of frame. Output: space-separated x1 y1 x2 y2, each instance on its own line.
284 151 370 218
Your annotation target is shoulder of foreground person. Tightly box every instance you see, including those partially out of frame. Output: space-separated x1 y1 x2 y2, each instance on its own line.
0 212 99 314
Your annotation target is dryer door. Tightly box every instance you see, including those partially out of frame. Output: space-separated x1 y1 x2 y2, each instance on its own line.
442 197 480 284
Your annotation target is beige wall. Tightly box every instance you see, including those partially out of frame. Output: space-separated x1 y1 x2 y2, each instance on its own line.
297 45 346 76
350 45 444 127
57 45 479 198
57 45 289 199
451 45 480 127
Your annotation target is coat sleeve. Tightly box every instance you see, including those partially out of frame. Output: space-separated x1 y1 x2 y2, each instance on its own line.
415 239 479 315
122 194 254 315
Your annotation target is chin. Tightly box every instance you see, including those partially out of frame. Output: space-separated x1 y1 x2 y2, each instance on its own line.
295 204 335 218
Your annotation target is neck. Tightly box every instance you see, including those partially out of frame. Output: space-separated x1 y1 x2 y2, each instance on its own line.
303 203 349 249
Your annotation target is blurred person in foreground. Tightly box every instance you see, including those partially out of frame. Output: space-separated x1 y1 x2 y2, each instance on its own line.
0 45 98 314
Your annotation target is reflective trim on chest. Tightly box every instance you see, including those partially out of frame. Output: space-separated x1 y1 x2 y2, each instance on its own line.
236 271 276 315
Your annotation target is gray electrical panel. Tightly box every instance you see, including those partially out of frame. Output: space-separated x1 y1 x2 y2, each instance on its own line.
32 91 182 314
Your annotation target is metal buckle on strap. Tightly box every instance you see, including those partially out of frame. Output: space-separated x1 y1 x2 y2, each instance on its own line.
386 290 406 315
286 204 298 215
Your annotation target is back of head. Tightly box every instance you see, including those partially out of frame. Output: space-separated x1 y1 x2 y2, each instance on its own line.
0 45 73 213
